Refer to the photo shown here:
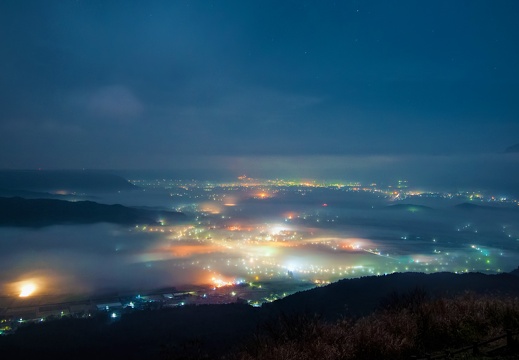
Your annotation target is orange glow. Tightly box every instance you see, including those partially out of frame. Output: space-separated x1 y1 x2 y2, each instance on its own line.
8 278 45 297
338 238 375 251
208 273 238 288
137 244 225 261
255 192 272 199
199 202 222 214
7 272 93 297
19 283 36 297
226 225 253 231
283 212 297 220
167 244 223 258
222 195 238 206
211 278 234 288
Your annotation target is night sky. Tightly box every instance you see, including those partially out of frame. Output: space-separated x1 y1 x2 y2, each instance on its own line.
1 1 518 182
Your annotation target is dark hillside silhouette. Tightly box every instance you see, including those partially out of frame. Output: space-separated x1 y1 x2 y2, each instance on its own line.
0 197 185 227
1 270 519 359
0 170 136 192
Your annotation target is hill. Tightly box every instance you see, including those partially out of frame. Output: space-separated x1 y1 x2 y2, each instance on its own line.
383 204 434 212
0 170 136 193
0 197 185 227
263 271 519 319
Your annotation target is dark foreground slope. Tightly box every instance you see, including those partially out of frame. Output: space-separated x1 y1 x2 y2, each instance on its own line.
0 304 261 360
263 271 519 319
0 197 185 227
1 270 519 359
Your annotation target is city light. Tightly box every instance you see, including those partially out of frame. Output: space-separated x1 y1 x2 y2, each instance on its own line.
19 283 36 297
2 176 518 324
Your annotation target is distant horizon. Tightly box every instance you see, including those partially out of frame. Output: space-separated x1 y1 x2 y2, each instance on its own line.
2 151 519 195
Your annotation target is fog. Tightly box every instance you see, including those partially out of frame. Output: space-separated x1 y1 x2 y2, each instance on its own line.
0 224 196 296
1 181 518 299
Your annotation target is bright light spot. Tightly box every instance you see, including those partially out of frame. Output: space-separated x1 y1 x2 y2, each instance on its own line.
270 225 287 235
211 276 236 288
19 283 36 297
255 192 272 199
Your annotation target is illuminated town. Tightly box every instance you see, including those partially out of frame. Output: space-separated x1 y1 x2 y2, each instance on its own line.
129 176 518 282
1 176 518 335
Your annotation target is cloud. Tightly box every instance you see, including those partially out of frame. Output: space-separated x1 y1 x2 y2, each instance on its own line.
88 85 144 120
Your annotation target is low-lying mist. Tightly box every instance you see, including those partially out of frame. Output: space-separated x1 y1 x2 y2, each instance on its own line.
1 184 518 300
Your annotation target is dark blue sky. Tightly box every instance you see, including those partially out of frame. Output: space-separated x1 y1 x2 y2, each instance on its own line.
1 0 518 178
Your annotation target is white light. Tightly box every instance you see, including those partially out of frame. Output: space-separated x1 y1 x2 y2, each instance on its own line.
19 283 36 297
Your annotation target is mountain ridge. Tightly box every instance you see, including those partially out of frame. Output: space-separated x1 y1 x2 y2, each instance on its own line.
0 170 136 193
0 196 185 227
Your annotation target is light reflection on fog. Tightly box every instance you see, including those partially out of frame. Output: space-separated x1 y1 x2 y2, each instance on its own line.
1 185 518 297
